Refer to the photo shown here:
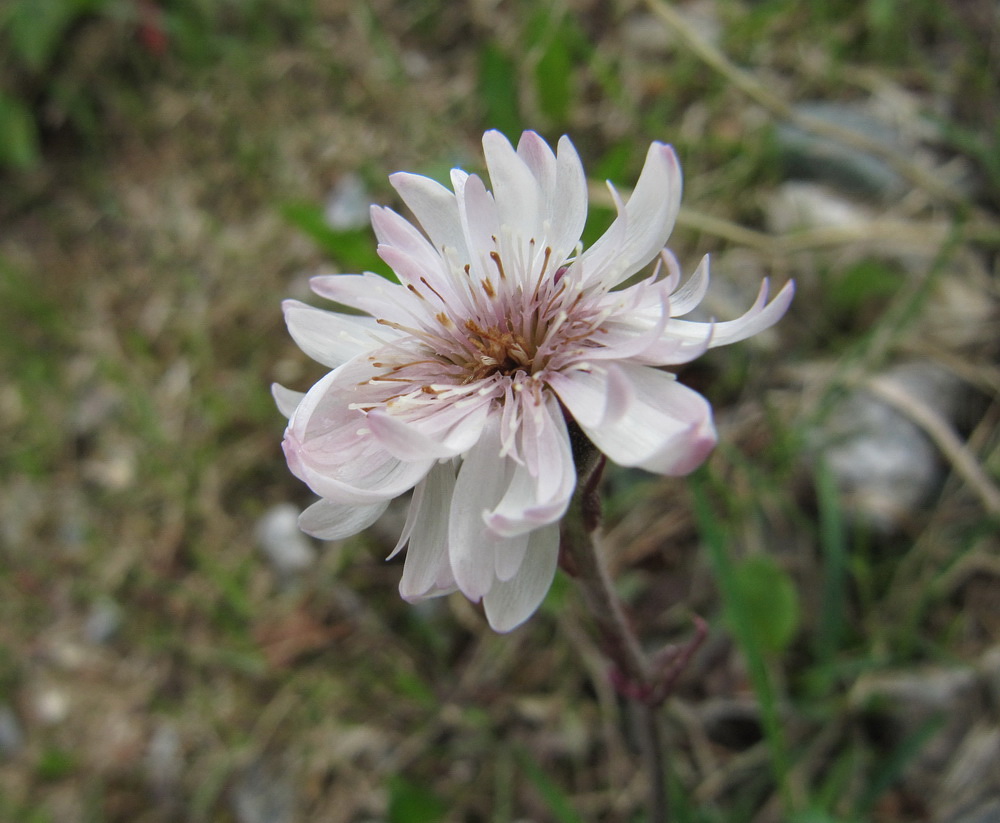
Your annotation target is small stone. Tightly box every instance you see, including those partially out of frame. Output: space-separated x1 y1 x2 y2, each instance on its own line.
84 599 122 644
231 759 296 823
946 800 1000 823
256 504 316 577
817 362 965 533
0 705 24 758
764 181 873 235
622 2 721 54
776 102 910 201
979 645 1000 710
324 173 370 231
34 687 70 725
936 726 1000 822
850 665 983 803
145 723 183 800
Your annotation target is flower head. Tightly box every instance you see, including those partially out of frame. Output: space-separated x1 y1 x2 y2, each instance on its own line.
276 130 793 632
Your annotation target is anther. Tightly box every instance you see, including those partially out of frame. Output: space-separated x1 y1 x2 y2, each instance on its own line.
489 251 507 280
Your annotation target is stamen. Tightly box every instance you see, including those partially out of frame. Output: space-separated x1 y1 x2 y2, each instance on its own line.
489 251 507 280
419 277 446 303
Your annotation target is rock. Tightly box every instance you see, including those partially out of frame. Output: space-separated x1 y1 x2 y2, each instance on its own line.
935 726 1000 823
850 665 984 803
324 172 370 231
256 503 316 577
145 722 183 803
776 102 910 201
0 705 24 758
84 598 122 644
231 759 296 823
980 646 1000 710
818 362 966 534
622 3 721 54
33 687 70 725
764 181 873 235
945 799 1000 823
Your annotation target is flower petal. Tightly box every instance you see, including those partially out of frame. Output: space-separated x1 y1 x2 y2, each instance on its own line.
283 299 383 368
448 416 517 600
558 363 717 475
367 397 490 462
283 360 434 504
398 461 458 600
484 395 576 540
550 135 589 259
272 383 305 419
546 367 621 429
483 523 559 633
389 171 469 259
669 254 711 317
309 273 423 326
668 278 795 348
576 142 683 288
298 497 389 540
483 130 542 252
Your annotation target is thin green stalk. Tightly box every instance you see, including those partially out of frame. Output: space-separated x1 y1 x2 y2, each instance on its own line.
691 475 796 815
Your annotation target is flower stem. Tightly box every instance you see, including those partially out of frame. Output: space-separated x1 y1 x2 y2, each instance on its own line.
560 452 670 822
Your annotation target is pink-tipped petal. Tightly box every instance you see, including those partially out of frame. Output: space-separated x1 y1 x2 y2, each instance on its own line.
561 363 717 475
284 363 434 505
485 397 575 541
309 273 422 326
483 524 559 633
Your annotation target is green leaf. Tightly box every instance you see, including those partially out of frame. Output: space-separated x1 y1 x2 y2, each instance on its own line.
731 555 800 655
4 0 99 72
0 93 41 170
534 26 573 126
828 259 902 317
387 775 448 823
36 747 76 780
278 201 396 281
478 42 522 137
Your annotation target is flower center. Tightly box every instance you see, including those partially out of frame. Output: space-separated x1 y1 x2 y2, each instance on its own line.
462 319 535 382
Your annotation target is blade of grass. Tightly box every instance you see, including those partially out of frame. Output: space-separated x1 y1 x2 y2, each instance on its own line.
813 460 848 686
691 473 795 815
853 713 946 816
514 746 585 823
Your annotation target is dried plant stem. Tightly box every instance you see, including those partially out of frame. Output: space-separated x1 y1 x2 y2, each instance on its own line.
561 459 669 823
865 375 1000 516
642 0 973 211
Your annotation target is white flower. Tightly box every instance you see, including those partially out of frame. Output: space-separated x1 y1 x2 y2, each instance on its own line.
276 130 793 632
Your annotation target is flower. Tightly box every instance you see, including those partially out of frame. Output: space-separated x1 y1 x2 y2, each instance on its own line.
275 130 793 632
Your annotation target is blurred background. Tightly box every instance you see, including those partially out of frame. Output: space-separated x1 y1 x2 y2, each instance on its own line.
1 0 998 821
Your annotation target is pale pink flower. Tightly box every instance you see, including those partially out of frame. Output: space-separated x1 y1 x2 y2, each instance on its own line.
275 131 792 632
